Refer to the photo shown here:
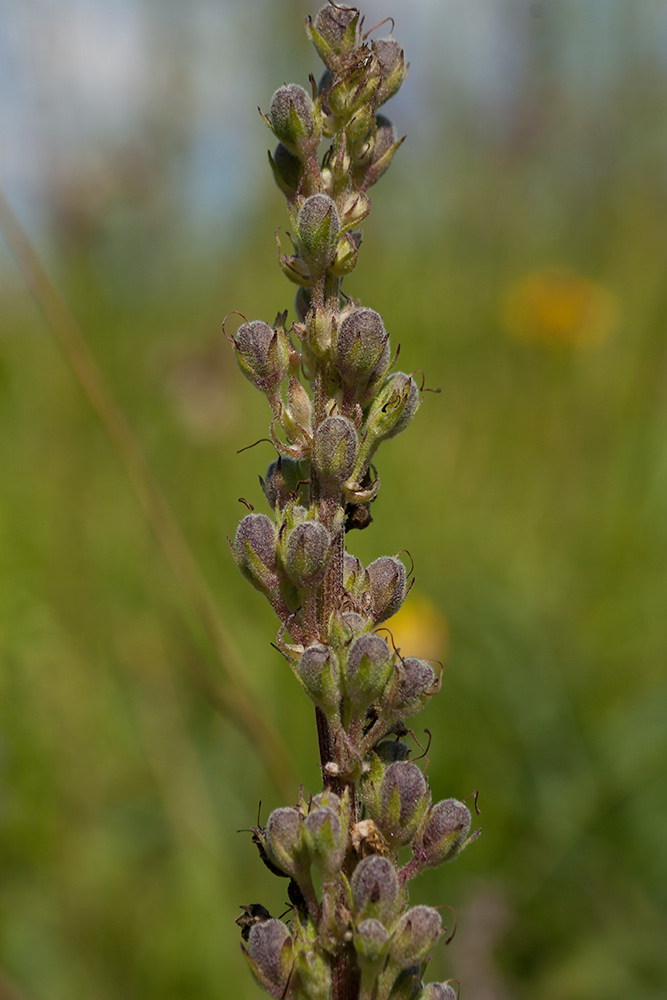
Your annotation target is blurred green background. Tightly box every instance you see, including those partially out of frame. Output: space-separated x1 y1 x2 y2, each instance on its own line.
2 1 667 998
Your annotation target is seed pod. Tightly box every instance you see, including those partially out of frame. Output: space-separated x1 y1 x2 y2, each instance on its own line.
344 633 394 712
418 984 458 1000
296 194 341 275
389 905 442 967
296 643 341 713
233 514 280 595
365 372 421 444
260 457 303 511
264 807 306 882
374 38 408 106
373 761 431 847
242 918 293 1000
234 320 289 394
269 84 319 153
353 917 390 965
303 804 346 879
312 415 358 490
415 799 472 869
292 927 332 1000
333 307 391 398
355 114 405 190
295 286 312 323
385 657 436 719
308 4 360 69
269 143 303 199
284 520 332 588
350 854 401 925
366 555 407 623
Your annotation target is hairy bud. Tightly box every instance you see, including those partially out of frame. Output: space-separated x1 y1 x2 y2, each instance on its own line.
375 739 411 763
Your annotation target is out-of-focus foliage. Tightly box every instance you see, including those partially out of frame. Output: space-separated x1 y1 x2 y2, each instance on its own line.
2 2 667 999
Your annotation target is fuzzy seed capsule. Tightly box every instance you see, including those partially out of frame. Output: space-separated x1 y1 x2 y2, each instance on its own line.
296 643 341 713
264 807 306 881
334 307 391 398
309 4 360 67
389 905 442 966
296 194 341 275
350 854 401 925
312 415 358 490
303 804 346 879
243 918 293 999
233 514 280 595
375 761 431 847
260 457 303 511
366 372 421 443
385 657 436 719
234 319 290 394
374 38 409 106
353 918 390 964
269 143 303 199
345 633 394 712
417 799 472 869
284 520 332 588
269 84 318 153
366 555 407 623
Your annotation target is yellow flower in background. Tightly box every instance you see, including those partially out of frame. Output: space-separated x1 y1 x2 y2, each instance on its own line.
501 267 620 347
388 591 449 662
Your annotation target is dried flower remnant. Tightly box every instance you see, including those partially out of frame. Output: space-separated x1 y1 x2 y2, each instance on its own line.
230 4 478 998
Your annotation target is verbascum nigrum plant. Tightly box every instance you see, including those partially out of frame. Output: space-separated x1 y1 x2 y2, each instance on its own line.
229 5 479 998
